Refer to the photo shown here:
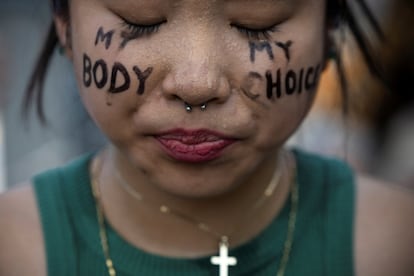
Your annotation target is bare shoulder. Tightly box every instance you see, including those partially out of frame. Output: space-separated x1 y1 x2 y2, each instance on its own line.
0 183 46 276
355 174 414 276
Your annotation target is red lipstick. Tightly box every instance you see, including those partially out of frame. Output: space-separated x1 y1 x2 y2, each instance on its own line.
155 129 236 163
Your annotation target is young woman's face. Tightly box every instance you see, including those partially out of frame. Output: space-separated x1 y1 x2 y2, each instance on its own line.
66 0 327 197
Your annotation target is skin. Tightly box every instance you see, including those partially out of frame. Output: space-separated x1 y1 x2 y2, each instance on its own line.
70 0 321 199
1 0 414 275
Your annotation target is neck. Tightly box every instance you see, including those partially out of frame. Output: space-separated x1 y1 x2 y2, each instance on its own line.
93 145 294 257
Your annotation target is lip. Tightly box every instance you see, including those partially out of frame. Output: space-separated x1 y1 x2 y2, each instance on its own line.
154 129 237 163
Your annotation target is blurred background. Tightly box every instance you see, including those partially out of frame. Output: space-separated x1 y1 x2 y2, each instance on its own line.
0 0 413 192
0 0 106 192
299 0 414 187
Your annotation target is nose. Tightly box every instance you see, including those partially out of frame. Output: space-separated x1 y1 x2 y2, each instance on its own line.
161 27 231 107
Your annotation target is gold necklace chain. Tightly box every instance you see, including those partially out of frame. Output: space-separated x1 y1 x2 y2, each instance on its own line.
91 151 298 276
114 152 286 241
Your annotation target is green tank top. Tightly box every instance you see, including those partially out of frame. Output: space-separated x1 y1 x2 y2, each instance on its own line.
33 149 355 276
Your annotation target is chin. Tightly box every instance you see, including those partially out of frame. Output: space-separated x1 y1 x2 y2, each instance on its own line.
148 165 241 200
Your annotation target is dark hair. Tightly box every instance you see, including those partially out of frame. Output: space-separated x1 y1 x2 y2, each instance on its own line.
22 0 69 123
23 0 386 123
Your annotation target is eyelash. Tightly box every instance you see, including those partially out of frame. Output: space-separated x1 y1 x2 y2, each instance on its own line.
230 24 278 40
120 18 278 41
231 24 279 40
120 19 166 39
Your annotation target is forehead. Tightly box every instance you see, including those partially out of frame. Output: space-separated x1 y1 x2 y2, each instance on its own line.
99 0 288 3
97 0 301 9
70 0 328 41
90 0 320 20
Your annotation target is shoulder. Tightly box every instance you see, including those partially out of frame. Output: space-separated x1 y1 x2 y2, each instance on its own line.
0 183 46 276
355 175 414 276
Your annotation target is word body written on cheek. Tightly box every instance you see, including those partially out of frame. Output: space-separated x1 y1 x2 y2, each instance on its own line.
265 65 321 100
83 53 153 95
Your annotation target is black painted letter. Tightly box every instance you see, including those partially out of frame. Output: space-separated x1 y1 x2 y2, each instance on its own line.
266 69 282 99
285 70 297 95
83 53 92 87
275 41 293 62
298 69 304 94
133 66 154 95
95 27 115 50
109 62 131 94
249 41 274 63
305 65 321 91
93 59 108 89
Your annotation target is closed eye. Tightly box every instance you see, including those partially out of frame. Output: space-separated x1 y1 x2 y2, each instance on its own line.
120 18 167 40
230 23 279 40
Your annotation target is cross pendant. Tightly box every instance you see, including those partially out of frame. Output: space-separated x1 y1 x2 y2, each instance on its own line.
210 237 237 276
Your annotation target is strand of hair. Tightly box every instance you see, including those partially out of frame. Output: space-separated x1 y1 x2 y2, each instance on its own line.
344 2 386 84
354 0 386 42
22 22 58 125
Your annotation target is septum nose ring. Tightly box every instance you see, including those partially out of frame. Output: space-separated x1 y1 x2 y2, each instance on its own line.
185 102 207 113
185 102 193 113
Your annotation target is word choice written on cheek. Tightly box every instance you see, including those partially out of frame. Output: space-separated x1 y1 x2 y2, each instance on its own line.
264 64 321 100
83 53 153 95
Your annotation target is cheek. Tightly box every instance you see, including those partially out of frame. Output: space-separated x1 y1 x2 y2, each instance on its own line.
70 28 160 125
237 40 323 115
77 52 155 99
69 4 159 108
233 19 325 104
234 33 324 148
254 90 316 151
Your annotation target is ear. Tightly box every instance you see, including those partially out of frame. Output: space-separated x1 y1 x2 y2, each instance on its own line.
53 15 73 60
